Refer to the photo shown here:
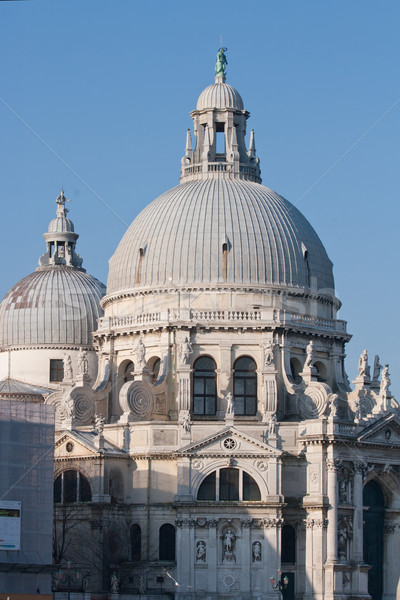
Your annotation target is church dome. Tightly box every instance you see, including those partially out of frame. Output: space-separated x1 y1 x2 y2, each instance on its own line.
106 179 334 296
196 82 244 111
0 267 105 348
0 190 106 349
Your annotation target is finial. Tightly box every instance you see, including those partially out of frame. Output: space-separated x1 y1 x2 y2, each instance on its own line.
215 47 228 83
185 129 193 152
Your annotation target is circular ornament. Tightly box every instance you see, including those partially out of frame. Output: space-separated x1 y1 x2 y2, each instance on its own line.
223 437 237 450
66 441 74 453
128 384 152 417
73 394 92 422
385 429 392 441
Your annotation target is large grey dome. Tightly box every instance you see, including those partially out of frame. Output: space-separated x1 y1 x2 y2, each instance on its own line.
0 267 106 348
107 179 334 296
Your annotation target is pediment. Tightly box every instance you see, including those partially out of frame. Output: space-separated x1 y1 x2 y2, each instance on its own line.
179 426 281 458
55 430 126 459
358 413 400 446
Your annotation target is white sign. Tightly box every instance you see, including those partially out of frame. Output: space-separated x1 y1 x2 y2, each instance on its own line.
0 500 21 551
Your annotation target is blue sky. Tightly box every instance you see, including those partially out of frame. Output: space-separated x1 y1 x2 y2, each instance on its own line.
0 0 399 394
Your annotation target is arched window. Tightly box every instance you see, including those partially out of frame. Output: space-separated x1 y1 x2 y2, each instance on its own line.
281 525 296 563
233 356 257 415
54 470 92 503
193 356 217 415
130 524 141 561
197 468 261 501
159 523 175 561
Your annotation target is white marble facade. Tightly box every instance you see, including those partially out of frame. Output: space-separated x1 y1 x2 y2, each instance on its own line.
1 51 400 600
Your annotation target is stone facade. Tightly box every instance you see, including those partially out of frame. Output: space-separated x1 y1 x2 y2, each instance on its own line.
1 51 399 600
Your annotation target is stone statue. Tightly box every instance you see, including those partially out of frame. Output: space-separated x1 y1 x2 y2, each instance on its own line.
138 573 145 594
63 353 73 380
95 414 105 435
380 364 391 397
263 340 275 368
338 479 347 503
110 571 119 593
77 347 89 375
338 526 347 561
182 414 191 434
373 355 383 382
305 340 314 368
252 541 262 562
267 412 277 435
196 540 206 562
63 397 75 419
215 47 228 78
358 349 370 378
225 391 234 416
179 337 192 366
133 336 146 370
222 528 236 561
56 189 71 215
330 395 339 419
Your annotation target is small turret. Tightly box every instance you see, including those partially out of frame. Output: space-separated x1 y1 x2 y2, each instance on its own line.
38 190 84 269
180 49 261 184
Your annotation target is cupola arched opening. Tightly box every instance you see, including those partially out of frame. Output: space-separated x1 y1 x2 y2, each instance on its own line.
197 467 261 501
54 469 92 503
193 356 217 416
233 356 257 415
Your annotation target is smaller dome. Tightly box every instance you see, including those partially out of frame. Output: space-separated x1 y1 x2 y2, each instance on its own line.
48 215 75 233
0 267 106 348
196 82 244 111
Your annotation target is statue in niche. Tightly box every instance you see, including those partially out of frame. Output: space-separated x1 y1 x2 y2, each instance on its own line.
63 353 73 380
178 337 192 366
95 414 105 436
110 571 119 593
305 340 314 368
338 478 348 503
373 355 383 382
380 364 391 397
58 245 65 258
77 347 89 375
222 528 236 562
263 339 275 368
133 336 146 369
358 349 370 378
252 541 262 562
225 392 234 416
196 540 206 562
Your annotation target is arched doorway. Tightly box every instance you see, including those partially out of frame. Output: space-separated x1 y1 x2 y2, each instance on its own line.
363 480 384 600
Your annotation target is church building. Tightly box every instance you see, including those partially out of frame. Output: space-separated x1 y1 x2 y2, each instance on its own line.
0 49 399 600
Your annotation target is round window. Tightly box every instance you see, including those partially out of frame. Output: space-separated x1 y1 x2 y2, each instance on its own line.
223 438 237 450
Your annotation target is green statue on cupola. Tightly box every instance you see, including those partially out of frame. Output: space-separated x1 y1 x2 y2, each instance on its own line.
215 47 228 79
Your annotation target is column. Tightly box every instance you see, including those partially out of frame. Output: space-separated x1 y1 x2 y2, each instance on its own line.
208 519 218 593
241 520 251 594
326 459 338 563
352 464 364 563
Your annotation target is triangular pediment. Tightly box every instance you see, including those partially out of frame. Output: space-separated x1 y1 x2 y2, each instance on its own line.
358 413 400 446
179 426 281 457
55 430 127 458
